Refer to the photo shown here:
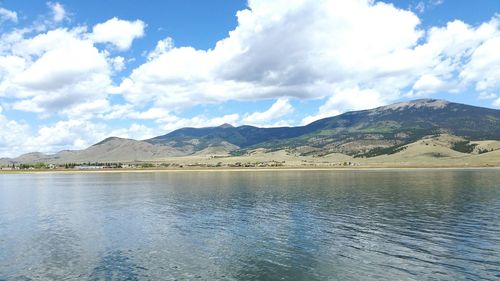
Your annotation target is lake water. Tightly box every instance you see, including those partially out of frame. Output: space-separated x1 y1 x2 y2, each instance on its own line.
1 170 499 280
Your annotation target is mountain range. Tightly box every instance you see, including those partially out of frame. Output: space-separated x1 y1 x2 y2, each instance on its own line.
2 99 500 165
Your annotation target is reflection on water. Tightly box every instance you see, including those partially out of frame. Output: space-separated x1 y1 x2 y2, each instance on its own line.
90 251 143 281
1 170 500 280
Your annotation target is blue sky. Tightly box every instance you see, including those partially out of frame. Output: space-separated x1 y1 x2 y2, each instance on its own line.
0 0 499 156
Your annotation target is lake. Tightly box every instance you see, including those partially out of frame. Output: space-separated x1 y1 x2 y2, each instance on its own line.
1 170 499 280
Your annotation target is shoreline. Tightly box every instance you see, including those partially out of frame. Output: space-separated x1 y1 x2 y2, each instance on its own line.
2 165 500 174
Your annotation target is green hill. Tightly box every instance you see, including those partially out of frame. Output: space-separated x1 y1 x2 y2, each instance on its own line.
146 99 500 157
3 99 500 165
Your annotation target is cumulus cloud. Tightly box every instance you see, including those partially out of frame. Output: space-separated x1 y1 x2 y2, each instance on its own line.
417 18 500 92
90 17 146 51
302 87 386 124
25 120 108 152
110 123 157 140
117 0 426 110
494 98 500 108
460 35 500 91
0 17 144 118
0 7 18 23
117 0 500 119
0 114 157 156
145 113 240 133
100 104 243 134
1 0 500 157
14 119 156 155
412 74 448 94
1 28 112 115
47 2 67 23
478 92 497 100
132 109 241 132
0 108 31 157
243 98 294 126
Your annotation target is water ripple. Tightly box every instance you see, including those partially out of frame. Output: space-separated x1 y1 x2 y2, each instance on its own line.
0 170 499 280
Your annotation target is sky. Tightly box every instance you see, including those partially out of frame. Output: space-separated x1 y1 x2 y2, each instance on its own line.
0 0 499 157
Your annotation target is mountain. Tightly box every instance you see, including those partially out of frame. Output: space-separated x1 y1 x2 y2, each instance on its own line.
0 137 187 165
2 99 500 165
146 123 314 151
146 99 500 157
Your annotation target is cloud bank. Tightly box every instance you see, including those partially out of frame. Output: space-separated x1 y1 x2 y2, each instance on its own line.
0 0 499 156
118 0 500 117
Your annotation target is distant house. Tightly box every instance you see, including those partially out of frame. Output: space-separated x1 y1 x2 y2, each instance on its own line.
74 166 104 170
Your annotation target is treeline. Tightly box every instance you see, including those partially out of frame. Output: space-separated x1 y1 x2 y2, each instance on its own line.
8 162 174 170
10 162 126 170
19 163 50 169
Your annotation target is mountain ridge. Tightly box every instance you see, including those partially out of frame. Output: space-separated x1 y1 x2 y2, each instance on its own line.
2 99 500 165
146 98 500 156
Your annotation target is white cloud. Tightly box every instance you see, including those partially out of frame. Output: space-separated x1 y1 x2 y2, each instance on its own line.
14 30 108 90
117 0 500 117
430 0 444 7
105 106 242 133
110 56 125 72
118 0 425 110
478 92 497 100
0 108 31 157
414 2 425 14
19 119 150 154
133 107 174 120
494 98 500 108
102 104 243 133
412 0 444 14
60 99 110 119
110 123 157 140
0 116 156 157
406 18 500 95
99 104 135 120
48 2 67 23
0 111 242 157
25 120 108 152
460 35 500 91
302 87 386 124
0 27 115 116
156 113 241 132
1 0 500 157
0 17 143 121
90 17 145 51
243 98 294 126
413 74 447 93
0 7 18 23
148 37 174 60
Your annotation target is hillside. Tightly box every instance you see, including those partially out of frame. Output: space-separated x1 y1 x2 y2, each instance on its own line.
147 99 500 157
1 137 187 165
2 99 500 165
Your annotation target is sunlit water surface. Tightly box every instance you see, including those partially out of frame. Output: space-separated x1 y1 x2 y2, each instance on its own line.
1 170 499 280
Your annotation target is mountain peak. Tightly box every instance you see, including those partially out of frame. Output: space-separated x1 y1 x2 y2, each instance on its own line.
93 137 127 146
218 123 234 128
376 99 450 112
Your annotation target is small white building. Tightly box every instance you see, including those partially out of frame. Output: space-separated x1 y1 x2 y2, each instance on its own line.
75 166 104 170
